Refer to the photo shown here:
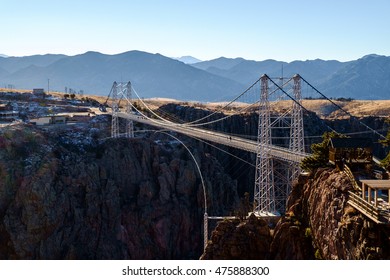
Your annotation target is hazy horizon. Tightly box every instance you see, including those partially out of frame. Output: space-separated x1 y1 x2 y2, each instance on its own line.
1 49 388 63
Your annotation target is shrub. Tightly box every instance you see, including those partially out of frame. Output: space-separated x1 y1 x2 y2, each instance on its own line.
380 118 390 170
314 249 322 260
304 227 312 238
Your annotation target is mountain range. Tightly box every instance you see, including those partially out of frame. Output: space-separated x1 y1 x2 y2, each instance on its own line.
172 56 202 64
0 51 389 101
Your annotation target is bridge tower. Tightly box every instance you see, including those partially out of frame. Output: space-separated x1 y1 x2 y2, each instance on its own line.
288 74 305 185
253 74 305 215
111 82 120 138
123 82 134 138
110 81 134 138
253 74 276 215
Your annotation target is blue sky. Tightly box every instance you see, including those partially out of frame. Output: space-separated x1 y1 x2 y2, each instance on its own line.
1 0 389 61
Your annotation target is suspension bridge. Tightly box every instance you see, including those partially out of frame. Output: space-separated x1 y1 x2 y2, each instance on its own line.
104 75 387 213
101 75 388 248
104 75 311 215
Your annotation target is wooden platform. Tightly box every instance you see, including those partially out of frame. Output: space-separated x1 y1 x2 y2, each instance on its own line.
347 179 390 225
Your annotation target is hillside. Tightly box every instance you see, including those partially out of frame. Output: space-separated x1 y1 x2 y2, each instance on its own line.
0 67 8 78
0 51 389 101
271 99 390 119
0 51 245 101
193 57 345 87
193 55 390 99
318 54 390 100
0 54 66 73
172 56 202 64
192 57 246 71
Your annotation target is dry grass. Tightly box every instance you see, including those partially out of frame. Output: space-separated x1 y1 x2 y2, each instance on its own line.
0 88 32 94
1 87 390 119
300 100 390 119
255 99 390 119
79 96 390 119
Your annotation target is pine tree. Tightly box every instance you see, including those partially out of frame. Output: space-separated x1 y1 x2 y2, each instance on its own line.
300 131 345 172
380 119 390 169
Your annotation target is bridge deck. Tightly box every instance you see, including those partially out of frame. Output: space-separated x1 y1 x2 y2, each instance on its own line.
207 216 238 220
118 112 310 164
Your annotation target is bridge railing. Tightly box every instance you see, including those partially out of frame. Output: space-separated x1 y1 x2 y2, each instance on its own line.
120 112 310 163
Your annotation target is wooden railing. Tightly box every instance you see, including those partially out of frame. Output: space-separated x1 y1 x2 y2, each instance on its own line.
343 164 361 191
348 191 383 223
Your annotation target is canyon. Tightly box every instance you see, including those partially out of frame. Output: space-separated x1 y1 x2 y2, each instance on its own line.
0 104 389 259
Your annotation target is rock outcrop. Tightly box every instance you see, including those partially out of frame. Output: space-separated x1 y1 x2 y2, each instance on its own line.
202 168 390 260
271 168 390 259
200 214 271 260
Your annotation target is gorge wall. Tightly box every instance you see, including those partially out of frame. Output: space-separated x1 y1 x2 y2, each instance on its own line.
201 168 390 260
0 124 239 259
1 104 389 260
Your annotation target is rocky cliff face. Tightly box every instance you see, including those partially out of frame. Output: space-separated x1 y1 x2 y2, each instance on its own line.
200 214 271 260
0 124 239 259
272 168 390 259
153 104 390 260
1 105 389 260
201 169 390 260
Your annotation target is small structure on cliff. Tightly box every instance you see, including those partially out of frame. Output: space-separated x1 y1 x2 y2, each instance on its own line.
348 179 390 224
32 88 46 98
30 115 67 126
328 137 373 167
0 103 18 121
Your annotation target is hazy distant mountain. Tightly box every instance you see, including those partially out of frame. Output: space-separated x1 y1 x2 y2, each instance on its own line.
0 54 8 58
172 56 202 64
193 57 346 88
1 51 389 101
0 54 66 73
193 57 246 71
193 55 390 99
0 67 9 81
318 54 390 99
196 59 284 86
1 51 245 101
281 59 346 85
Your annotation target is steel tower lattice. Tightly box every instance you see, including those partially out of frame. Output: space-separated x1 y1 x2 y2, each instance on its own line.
110 81 134 138
288 75 305 186
123 82 134 138
253 74 276 215
111 82 120 138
